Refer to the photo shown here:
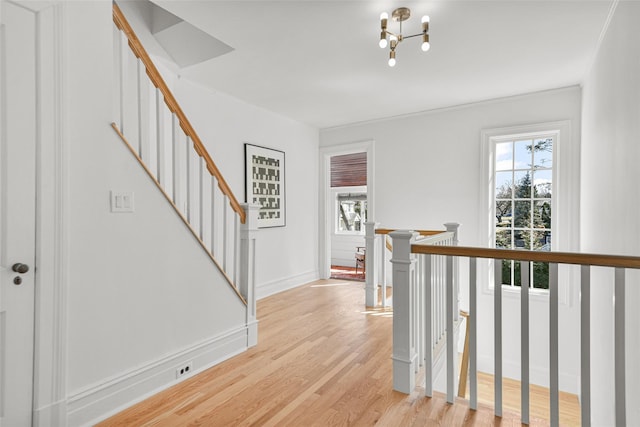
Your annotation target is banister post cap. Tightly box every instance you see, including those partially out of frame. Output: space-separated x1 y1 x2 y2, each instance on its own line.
241 203 261 231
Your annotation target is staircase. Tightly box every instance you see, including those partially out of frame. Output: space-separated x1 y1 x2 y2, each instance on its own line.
111 0 259 359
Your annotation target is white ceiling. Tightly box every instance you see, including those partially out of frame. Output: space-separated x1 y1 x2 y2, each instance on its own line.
150 1 614 129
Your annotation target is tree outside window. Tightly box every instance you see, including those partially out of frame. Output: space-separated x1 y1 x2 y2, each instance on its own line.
495 137 553 289
337 194 367 233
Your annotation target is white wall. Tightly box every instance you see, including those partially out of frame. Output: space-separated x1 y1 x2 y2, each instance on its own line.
116 1 320 300
320 87 583 392
174 78 319 298
581 2 640 424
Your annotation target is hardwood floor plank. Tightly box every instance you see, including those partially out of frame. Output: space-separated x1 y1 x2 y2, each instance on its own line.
97 279 579 427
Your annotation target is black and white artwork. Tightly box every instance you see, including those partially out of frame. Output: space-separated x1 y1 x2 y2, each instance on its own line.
244 144 286 228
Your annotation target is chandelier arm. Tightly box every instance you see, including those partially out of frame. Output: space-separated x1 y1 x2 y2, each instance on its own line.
403 32 426 40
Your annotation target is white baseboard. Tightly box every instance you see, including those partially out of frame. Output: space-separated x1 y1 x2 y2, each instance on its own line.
256 270 319 299
67 326 249 427
33 399 67 427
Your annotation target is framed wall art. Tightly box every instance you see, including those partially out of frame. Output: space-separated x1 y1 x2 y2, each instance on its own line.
244 143 286 228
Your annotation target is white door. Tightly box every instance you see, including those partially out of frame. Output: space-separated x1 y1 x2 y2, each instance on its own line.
0 1 37 426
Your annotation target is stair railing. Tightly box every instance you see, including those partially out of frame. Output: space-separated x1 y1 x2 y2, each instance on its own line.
111 4 246 293
364 222 457 309
391 238 640 426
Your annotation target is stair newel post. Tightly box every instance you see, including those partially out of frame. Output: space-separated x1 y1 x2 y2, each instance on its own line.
444 222 460 321
365 222 379 307
240 203 261 347
390 230 418 393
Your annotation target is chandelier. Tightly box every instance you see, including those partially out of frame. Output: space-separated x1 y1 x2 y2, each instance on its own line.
379 7 430 67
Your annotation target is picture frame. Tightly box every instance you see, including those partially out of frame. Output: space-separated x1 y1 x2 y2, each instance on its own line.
244 143 286 228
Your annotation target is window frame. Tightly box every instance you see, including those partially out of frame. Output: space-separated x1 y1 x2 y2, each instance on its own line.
480 121 576 304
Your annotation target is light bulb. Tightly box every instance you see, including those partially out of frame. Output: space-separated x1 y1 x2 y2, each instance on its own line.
388 57 396 67
379 38 388 49
389 34 398 42
422 34 430 51
421 15 430 23
380 12 388 20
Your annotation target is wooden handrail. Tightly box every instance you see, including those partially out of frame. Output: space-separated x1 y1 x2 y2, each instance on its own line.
376 228 443 236
112 3 246 224
411 245 640 269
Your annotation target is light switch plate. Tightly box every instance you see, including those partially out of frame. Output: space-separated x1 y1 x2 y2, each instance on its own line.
110 191 135 213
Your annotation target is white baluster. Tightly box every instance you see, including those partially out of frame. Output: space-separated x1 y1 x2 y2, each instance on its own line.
185 138 194 223
155 88 166 187
424 253 433 397
171 114 181 205
446 255 455 403
137 58 149 161
210 176 219 258
114 28 125 131
521 261 530 425
123 48 139 149
494 259 503 417
382 236 388 308
614 267 626 426
550 263 559 427
580 265 591 426
469 257 477 410
223 195 229 274
199 157 206 240
364 222 379 307
233 212 239 286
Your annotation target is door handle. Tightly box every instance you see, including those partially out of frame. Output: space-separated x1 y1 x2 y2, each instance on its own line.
12 263 29 274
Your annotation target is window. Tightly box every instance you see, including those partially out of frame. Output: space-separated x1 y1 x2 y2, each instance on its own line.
494 136 554 289
337 193 367 233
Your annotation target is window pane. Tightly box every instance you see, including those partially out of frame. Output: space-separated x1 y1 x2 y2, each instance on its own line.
496 201 512 227
534 200 551 230
514 171 532 198
533 170 552 198
501 260 513 286
514 140 533 169
495 171 513 198
514 229 530 249
496 229 512 249
533 138 553 169
337 196 367 232
532 262 549 289
496 142 513 171
532 230 551 251
514 201 531 228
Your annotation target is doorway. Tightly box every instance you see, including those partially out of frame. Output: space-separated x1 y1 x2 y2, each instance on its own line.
319 141 374 280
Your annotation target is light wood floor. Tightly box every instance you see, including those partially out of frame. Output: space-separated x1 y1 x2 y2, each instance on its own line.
97 279 580 426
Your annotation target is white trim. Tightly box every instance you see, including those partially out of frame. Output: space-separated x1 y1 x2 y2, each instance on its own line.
255 269 319 300
479 120 577 306
67 326 249 427
319 140 375 280
32 2 69 426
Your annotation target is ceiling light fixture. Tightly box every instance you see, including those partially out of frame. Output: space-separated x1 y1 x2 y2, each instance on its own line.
379 7 430 67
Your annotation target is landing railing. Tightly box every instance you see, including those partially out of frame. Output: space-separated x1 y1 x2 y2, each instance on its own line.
390 238 640 426
111 4 246 289
364 223 461 398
